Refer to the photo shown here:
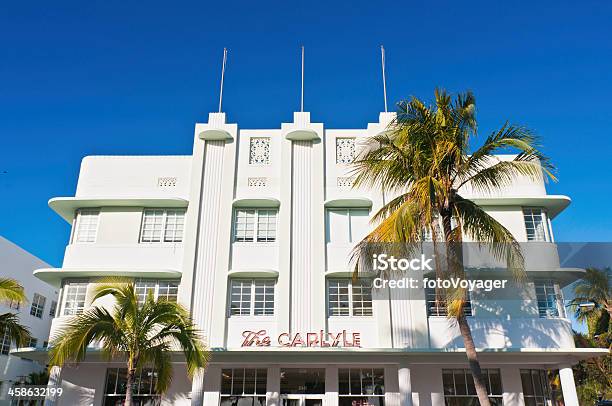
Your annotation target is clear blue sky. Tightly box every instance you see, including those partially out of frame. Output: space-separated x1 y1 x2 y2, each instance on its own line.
1 0 611 267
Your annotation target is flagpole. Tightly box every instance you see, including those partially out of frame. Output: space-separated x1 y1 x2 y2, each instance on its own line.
301 45 305 112
218 47 228 113
381 45 388 113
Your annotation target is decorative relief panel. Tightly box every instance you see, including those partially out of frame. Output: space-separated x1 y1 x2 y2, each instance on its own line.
249 137 271 165
337 176 355 188
157 177 177 187
247 177 267 187
336 138 356 164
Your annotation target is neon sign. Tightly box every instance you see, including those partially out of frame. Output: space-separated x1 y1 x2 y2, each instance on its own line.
241 330 361 348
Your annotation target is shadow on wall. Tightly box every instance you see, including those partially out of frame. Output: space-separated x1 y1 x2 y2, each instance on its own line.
428 318 573 349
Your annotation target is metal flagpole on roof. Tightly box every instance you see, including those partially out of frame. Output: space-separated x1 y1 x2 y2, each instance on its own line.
301 45 305 112
381 45 388 113
218 47 228 113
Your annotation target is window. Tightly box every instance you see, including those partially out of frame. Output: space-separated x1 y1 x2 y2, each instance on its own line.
328 279 373 317
49 300 57 317
521 369 553 406
25 338 37 348
534 280 560 317
426 287 473 317
339 368 385 406
523 208 550 242
280 368 325 394
62 280 87 316
233 209 277 242
221 368 267 406
336 137 356 164
0 328 11 355
326 209 370 244
30 293 45 318
104 368 160 406
442 369 503 405
229 280 275 316
140 209 185 243
249 137 271 165
73 209 99 243
135 280 179 304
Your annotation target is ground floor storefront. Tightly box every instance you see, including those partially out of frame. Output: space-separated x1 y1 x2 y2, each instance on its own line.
36 349 606 406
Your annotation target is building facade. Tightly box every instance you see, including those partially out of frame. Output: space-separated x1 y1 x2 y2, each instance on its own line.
24 112 606 406
0 236 57 402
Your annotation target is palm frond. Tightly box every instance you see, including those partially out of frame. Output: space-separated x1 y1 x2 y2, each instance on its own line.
0 278 27 305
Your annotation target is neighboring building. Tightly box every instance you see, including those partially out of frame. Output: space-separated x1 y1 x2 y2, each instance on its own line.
19 111 606 406
0 236 57 401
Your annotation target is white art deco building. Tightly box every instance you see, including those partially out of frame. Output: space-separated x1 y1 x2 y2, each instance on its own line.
22 111 607 406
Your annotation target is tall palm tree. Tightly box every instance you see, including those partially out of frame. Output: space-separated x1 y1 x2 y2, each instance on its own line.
352 89 555 406
569 267 612 337
0 277 31 348
49 280 209 406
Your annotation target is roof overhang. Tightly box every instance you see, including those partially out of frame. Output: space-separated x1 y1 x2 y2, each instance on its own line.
34 268 182 288
469 195 571 219
49 197 189 222
13 347 608 366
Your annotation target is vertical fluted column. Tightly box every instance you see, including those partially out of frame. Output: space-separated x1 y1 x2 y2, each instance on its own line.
290 140 313 332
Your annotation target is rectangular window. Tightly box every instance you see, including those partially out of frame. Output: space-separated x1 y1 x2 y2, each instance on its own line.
135 280 179 304
339 368 385 406
74 209 99 243
229 280 275 316
25 338 38 348
30 293 46 318
0 328 11 355
328 279 373 317
221 368 267 406
234 209 277 242
426 287 473 317
140 209 185 243
49 300 57 317
326 209 370 244
62 281 88 316
442 369 503 405
104 367 160 404
534 280 559 317
280 368 325 394
521 369 553 406
523 207 550 242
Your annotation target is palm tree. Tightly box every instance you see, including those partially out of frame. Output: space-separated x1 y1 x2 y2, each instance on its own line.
49 280 209 406
0 278 31 348
351 89 555 406
569 267 612 338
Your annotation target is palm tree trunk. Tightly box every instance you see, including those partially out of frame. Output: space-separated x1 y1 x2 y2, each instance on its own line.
457 313 491 406
442 204 491 406
125 366 135 406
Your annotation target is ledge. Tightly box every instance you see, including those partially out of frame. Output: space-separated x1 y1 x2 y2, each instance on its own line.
198 128 233 140
34 268 182 288
324 198 373 208
232 197 280 208
285 129 320 141
325 270 376 278
228 269 279 278
468 195 571 219
49 197 189 222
